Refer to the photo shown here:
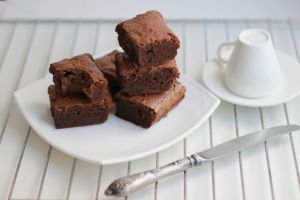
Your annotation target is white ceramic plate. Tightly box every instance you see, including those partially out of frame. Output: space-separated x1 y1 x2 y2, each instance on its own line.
203 51 300 107
14 75 220 165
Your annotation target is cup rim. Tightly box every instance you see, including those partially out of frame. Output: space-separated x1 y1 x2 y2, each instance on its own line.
238 29 271 47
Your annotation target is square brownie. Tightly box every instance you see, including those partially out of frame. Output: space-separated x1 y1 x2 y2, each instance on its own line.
115 82 185 128
94 50 121 95
48 85 114 129
116 10 180 67
49 53 108 101
116 53 179 96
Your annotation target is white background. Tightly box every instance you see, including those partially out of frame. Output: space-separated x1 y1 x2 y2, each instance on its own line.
0 0 300 20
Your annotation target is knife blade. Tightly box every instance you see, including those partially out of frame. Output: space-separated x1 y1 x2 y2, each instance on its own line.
105 124 300 197
197 124 299 161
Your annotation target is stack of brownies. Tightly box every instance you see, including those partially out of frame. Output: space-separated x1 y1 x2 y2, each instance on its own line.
48 53 114 128
48 10 186 129
96 10 186 128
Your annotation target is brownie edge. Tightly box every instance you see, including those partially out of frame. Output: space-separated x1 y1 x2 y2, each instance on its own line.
48 85 114 129
115 53 179 96
94 50 121 95
116 10 180 67
115 82 185 128
49 53 108 101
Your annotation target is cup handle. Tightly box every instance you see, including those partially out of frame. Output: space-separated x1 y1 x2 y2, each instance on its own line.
217 42 235 64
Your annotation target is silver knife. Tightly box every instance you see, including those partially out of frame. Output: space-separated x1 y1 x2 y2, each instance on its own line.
105 124 300 197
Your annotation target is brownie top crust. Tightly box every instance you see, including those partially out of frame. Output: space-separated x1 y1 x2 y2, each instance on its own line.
115 10 180 50
94 50 120 80
115 82 185 114
115 53 178 77
49 53 107 85
48 85 114 109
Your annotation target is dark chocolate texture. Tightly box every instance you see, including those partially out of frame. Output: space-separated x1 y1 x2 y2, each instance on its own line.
116 10 180 67
49 53 108 101
116 53 179 96
115 82 185 128
48 85 114 128
94 50 121 95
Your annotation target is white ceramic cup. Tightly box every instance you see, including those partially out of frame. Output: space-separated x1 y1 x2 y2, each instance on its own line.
217 29 282 98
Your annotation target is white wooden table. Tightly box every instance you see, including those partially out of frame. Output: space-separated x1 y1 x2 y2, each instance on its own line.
0 19 300 200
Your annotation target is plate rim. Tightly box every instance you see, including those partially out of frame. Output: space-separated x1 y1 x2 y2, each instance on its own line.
202 51 300 107
14 74 220 165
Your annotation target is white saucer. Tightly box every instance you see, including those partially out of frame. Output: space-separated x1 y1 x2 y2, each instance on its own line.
14 75 220 165
203 51 300 107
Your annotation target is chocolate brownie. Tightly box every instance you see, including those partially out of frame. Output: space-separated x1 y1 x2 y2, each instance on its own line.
94 50 121 95
116 10 180 67
116 53 179 96
115 82 185 128
49 53 108 101
48 85 114 129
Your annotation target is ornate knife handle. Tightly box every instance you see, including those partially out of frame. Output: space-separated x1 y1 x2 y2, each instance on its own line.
105 153 206 197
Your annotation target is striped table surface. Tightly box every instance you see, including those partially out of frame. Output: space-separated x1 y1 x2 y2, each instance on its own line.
0 19 299 200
